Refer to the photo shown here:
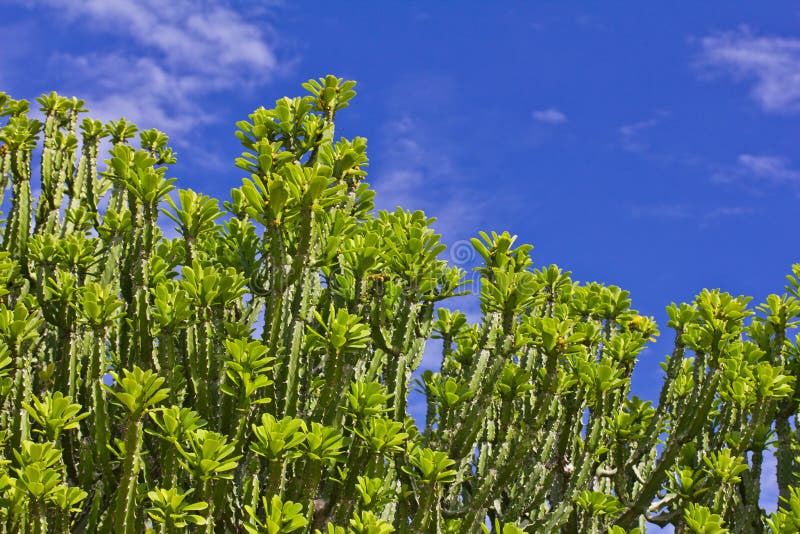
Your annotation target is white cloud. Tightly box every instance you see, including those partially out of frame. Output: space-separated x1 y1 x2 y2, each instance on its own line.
737 154 800 185
372 115 481 242
532 108 567 124
618 111 670 153
17 0 280 136
619 118 659 138
698 26 800 113
30 0 276 75
710 154 800 197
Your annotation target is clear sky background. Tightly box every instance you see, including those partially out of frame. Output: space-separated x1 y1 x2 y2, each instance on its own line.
2 2 799 527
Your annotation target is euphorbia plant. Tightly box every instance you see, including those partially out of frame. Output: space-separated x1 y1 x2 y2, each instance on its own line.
0 76 799 533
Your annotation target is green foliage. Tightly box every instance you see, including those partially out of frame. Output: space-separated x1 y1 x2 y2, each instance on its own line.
245 495 308 534
0 76 798 533
147 487 208 529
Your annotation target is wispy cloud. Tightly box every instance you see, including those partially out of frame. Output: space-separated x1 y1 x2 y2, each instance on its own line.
704 206 754 219
16 0 282 136
630 203 753 224
698 26 800 113
737 154 800 185
372 116 453 209
372 115 483 242
711 154 800 195
618 111 670 153
532 108 567 124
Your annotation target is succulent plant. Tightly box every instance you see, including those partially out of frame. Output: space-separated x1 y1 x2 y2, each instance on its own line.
0 77 798 533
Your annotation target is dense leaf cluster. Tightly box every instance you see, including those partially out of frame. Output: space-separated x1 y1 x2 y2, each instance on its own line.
0 77 799 533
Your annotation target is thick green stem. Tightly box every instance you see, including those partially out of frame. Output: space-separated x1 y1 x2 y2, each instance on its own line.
112 419 143 534
776 414 794 508
29 497 47 534
88 329 111 481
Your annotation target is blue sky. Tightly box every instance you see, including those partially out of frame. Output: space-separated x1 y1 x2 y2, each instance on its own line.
2 1 799 519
